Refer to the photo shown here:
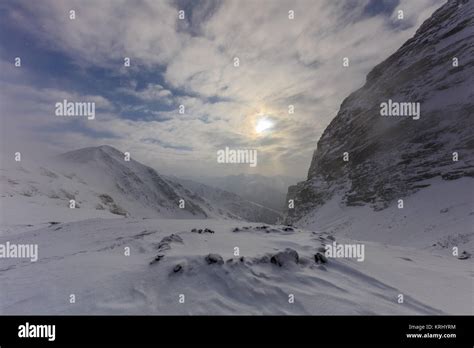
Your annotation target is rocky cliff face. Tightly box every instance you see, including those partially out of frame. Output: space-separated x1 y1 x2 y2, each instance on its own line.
285 0 474 224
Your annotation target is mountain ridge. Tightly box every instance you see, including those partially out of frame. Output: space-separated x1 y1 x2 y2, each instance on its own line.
1 145 282 224
285 0 474 224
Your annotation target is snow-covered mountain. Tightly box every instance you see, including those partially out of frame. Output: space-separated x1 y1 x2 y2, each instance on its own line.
54 145 210 219
168 177 282 224
0 145 281 225
285 0 474 249
194 174 300 212
1 0 472 316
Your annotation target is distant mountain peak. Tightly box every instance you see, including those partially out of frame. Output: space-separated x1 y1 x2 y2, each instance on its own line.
58 145 124 163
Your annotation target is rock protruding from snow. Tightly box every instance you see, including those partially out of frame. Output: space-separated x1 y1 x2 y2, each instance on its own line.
1 218 469 315
457 251 471 260
205 253 224 265
314 253 328 264
155 234 183 252
191 228 215 234
270 248 299 267
149 254 165 265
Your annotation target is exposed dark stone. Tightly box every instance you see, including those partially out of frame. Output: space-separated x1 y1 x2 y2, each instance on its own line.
150 254 164 265
192 228 215 234
205 253 224 265
270 248 299 267
314 253 328 264
458 251 471 260
155 234 183 251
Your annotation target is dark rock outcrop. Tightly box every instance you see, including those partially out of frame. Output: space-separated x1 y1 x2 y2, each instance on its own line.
285 0 474 223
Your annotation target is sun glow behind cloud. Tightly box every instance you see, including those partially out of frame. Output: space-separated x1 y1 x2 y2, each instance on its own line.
255 117 274 134
0 0 446 177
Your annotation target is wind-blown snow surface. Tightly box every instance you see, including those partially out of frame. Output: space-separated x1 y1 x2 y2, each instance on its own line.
0 152 471 314
298 177 474 250
0 217 471 315
1 0 473 315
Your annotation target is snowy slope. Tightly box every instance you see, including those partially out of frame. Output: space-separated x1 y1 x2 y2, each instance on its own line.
169 176 282 224
0 145 282 227
0 158 123 229
298 177 473 251
1 217 470 315
0 145 210 224
195 174 300 212
54 145 210 219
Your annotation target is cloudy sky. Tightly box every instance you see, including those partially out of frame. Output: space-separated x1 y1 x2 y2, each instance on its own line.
0 0 444 178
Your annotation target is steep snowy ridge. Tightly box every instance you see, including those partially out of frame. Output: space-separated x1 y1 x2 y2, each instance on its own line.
286 0 474 229
0 145 282 225
55 145 209 219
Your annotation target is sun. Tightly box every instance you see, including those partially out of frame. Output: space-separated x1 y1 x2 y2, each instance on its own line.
255 117 274 134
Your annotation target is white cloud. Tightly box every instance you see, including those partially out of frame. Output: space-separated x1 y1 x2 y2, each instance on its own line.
6 0 185 68
1 0 446 177
119 83 173 103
